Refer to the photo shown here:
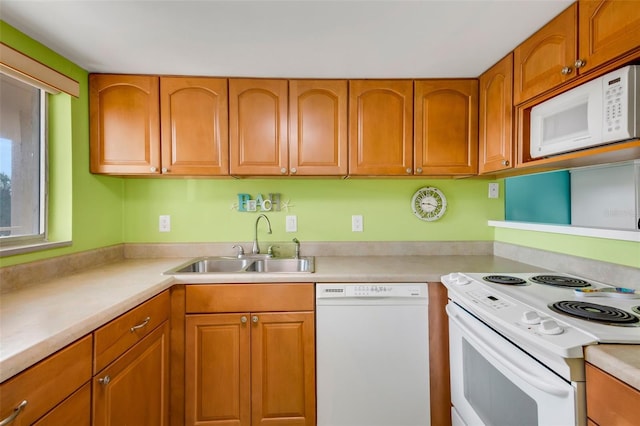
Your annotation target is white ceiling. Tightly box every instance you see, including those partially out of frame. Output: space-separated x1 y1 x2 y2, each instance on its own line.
0 0 573 78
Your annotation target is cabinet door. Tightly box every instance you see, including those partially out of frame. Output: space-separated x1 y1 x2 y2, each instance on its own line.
33 383 91 426
89 74 160 174
479 54 514 174
414 79 478 175
93 322 169 426
513 3 577 104
349 80 413 176
586 362 640 426
185 314 251 426
251 312 315 426
289 80 348 176
160 77 229 175
229 79 288 175
578 0 640 73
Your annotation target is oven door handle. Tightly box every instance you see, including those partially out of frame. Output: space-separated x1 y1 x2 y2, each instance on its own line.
446 304 570 398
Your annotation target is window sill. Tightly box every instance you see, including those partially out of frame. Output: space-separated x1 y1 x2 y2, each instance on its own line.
0 240 72 257
488 221 640 242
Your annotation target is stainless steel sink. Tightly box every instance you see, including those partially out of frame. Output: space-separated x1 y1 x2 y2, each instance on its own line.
165 256 314 274
245 257 315 273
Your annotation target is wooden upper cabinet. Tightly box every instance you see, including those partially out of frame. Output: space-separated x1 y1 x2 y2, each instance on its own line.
514 3 578 104
289 80 348 176
90 74 160 174
349 80 413 176
578 0 640 73
229 79 288 175
160 77 229 175
414 79 478 175
479 54 514 174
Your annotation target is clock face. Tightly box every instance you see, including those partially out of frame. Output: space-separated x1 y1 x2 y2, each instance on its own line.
411 187 447 221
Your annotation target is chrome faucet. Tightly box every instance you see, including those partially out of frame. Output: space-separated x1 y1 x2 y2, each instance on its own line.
252 214 272 255
292 237 300 259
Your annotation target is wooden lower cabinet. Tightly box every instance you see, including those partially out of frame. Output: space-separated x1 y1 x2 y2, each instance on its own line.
93 321 170 426
586 362 640 426
185 311 315 426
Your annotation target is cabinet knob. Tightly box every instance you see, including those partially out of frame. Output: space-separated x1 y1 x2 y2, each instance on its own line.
252 315 259 323
280 168 287 174
150 167 157 173
290 167 297 174
501 160 510 166
561 66 573 75
161 167 168 173
574 59 586 69
416 167 423 174
241 316 248 324
0 400 27 425
98 375 111 386
406 168 412 174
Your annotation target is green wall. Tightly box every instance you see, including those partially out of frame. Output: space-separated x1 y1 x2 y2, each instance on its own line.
123 178 500 243
1 21 638 270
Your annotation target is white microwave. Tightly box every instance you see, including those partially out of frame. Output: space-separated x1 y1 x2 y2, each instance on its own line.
530 65 640 159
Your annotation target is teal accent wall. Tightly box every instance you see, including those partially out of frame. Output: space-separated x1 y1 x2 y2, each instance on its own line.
1 21 637 269
505 171 570 224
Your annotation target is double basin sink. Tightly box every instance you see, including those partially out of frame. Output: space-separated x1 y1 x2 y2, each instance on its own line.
165 256 315 274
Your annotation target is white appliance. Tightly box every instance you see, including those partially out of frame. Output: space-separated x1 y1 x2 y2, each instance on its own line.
316 283 430 426
530 65 640 159
570 160 640 230
441 272 640 426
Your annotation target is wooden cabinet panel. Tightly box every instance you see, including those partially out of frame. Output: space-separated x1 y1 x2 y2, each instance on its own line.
0 335 92 426
578 0 640 73
289 80 348 176
229 79 288 175
33 383 91 426
186 284 314 313
160 77 229 175
94 290 170 373
349 80 413 176
414 79 478 175
251 312 315 426
90 74 160 174
479 53 514 174
586 362 640 426
93 321 170 426
185 314 251 426
514 3 578 104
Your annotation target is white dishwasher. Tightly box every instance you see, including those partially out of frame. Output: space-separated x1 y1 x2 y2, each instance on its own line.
316 283 430 426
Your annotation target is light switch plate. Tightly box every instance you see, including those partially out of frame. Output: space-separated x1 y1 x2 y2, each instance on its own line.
286 215 297 232
488 183 499 199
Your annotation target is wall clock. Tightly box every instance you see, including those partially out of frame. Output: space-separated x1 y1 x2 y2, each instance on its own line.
411 187 447 221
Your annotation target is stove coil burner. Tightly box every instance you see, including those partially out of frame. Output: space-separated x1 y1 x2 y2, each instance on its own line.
483 275 527 286
549 300 639 326
633 306 640 316
531 275 591 288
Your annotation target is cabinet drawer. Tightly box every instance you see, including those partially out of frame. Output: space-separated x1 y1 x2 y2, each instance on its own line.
94 291 170 372
586 363 640 426
186 283 314 313
33 383 91 426
0 335 92 425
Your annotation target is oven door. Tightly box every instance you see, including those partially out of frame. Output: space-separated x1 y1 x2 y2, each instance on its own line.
447 302 584 426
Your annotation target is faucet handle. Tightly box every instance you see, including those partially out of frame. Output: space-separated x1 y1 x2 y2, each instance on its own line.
232 244 245 258
267 245 278 257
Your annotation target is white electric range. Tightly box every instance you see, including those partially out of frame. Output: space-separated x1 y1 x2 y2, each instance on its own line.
441 272 640 426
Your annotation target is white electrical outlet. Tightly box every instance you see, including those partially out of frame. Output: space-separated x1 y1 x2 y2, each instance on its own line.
488 183 499 199
286 215 297 232
159 215 171 232
352 215 363 232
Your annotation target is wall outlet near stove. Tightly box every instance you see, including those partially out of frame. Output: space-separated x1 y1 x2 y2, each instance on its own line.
352 215 363 232
159 215 171 232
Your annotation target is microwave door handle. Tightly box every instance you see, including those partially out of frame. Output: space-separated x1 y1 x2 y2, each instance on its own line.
446 304 570 398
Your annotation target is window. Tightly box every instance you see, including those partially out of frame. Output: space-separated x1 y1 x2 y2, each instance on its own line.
0 73 47 244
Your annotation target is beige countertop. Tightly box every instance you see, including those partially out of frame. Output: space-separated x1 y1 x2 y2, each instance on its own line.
585 345 640 391
0 254 540 382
